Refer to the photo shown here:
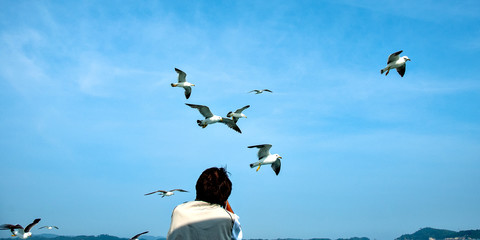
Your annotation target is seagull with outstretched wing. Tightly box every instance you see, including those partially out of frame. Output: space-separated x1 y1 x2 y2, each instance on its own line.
1 218 41 239
227 105 250 123
171 68 195 99
38 226 58 230
144 189 188 198
249 89 272 94
186 103 242 133
380 50 411 77
248 144 282 175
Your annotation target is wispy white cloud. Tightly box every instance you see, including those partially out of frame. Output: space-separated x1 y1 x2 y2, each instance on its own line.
75 53 166 97
0 29 51 96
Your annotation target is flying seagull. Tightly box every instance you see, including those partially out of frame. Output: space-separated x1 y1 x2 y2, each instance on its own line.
227 105 250 123
186 103 242 133
130 231 149 240
380 50 411 77
145 189 188 197
171 68 195 99
38 226 58 230
249 89 272 94
1 218 41 239
248 144 282 175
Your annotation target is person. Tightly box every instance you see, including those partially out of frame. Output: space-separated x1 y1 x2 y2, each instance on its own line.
167 167 242 240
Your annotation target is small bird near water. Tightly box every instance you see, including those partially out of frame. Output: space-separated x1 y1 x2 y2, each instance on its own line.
1 218 41 239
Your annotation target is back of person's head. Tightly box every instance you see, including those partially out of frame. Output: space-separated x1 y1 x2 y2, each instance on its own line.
195 167 232 207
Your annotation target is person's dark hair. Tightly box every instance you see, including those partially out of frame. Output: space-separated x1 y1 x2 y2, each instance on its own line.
195 167 232 207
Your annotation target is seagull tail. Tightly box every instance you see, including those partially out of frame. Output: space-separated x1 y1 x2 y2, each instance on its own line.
380 69 384 74
196 120 203 127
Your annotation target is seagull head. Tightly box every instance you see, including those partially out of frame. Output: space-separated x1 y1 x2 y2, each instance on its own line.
403 56 411 62
275 154 282 159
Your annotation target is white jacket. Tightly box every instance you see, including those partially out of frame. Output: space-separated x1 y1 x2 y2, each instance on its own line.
167 201 240 240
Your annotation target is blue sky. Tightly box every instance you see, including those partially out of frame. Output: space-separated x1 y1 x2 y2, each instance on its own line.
1 1 480 240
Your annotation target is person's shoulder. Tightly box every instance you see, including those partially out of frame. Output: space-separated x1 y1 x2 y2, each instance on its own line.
173 201 195 211
175 201 230 216
174 200 211 211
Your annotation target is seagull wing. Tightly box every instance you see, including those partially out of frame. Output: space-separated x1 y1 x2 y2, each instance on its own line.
249 90 259 93
263 89 273 93
396 64 406 77
387 50 403 64
171 189 188 192
24 219 41 233
248 144 272 159
184 86 192 99
38 226 46 229
232 117 239 123
271 158 281 175
1 224 23 230
130 231 149 240
220 118 242 133
144 190 167 196
175 68 187 83
234 105 250 114
185 104 214 118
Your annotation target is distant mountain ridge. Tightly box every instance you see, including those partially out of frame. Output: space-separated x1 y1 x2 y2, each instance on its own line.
1 228 479 240
396 227 480 240
0 234 368 240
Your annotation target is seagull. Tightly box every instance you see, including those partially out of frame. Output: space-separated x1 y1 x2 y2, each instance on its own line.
227 105 250 123
38 226 58 230
380 50 411 77
1 218 41 239
171 68 195 99
248 144 282 175
186 103 242 133
130 231 149 240
144 189 188 198
249 89 272 94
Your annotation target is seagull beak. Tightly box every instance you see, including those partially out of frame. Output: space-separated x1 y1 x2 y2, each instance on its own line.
279 156 282 159
407 58 411 61
192 84 195 86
